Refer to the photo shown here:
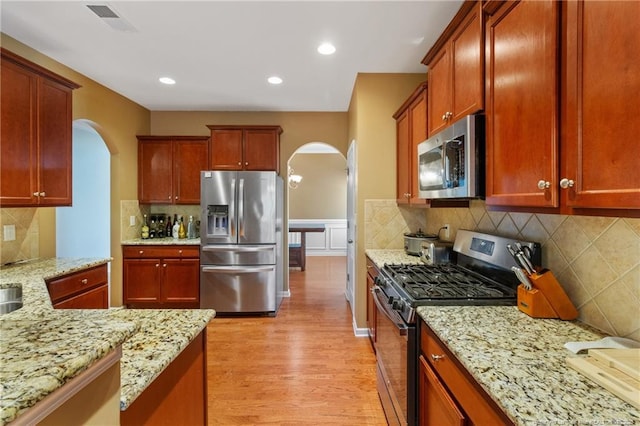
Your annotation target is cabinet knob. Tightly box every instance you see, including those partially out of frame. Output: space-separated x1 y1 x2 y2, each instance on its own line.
238 162 242 166
155 263 160 267
81 278 88 285
40 192 46 197
245 162 249 166
430 354 446 362
139 250 144 255
178 250 183 254
175 196 178 200
33 192 40 197
442 113 447 121
162 263 167 267
537 180 550 190
560 178 575 189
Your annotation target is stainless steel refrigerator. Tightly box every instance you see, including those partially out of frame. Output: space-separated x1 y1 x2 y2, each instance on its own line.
200 171 283 315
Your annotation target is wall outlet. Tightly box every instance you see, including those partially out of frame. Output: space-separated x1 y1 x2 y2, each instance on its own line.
443 224 450 240
3 224 16 241
130 216 136 226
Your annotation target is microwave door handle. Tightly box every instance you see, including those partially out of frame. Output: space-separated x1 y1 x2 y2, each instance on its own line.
442 141 450 188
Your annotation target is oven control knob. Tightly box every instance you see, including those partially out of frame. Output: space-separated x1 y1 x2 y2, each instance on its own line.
374 276 386 287
392 300 403 311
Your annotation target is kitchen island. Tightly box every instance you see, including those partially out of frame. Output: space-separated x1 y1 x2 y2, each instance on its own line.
0 257 214 425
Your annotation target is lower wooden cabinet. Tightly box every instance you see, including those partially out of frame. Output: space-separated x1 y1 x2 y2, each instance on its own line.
46 264 109 309
123 245 200 308
418 320 512 426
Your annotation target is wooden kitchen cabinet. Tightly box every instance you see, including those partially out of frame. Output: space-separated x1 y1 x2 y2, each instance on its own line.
46 264 109 309
484 0 639 215
207 125 283 173
394 82 429 206
418 320 512 426
123 245 200 308
366 256 379 350
0 48 80 207
422 2 483 137
560 0 640 212
138 136 209 204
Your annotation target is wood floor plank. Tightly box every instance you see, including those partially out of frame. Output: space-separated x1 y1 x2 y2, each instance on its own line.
206 256 386 425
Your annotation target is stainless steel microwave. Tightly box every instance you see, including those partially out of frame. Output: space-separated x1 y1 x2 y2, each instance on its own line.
417 114 484 199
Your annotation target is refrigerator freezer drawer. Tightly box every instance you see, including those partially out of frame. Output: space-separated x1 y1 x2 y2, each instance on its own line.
200 265 276 313
200 244 276 265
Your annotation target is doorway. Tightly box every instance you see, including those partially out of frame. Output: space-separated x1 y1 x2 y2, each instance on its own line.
56 122 110 260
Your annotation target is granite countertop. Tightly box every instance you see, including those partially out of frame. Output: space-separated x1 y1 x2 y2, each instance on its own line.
417 306 640 426
365 249 423 267
0 257 215 424
122 237 200 245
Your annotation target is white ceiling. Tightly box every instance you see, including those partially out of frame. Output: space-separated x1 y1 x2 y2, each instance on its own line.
1 1 463 112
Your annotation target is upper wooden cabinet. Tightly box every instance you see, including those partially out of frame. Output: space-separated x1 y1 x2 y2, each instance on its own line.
561 0 640 212
0 48 80 207
207 125 282 173
422 2 483 137
138 136 209 204
394 82 428 206
484 0 639 215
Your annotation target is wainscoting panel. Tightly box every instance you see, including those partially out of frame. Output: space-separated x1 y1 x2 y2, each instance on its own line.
288 219 347 256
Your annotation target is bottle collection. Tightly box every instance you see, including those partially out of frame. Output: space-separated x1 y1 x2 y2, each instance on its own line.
141 214 199 240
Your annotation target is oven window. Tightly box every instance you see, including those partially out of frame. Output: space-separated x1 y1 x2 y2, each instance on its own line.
419 149 444 191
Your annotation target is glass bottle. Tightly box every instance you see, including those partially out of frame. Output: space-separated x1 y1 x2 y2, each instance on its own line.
157 217 165 238
172 214 180 239
187 215 196 239
166 215 172 237
141 214 149 239
149 217 157 239
178 216 187 239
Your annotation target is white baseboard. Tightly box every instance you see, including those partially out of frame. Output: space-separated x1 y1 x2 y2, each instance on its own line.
352 320 369 337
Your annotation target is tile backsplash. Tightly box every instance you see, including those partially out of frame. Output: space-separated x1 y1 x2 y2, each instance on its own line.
365 199 640 340
0 208 39 265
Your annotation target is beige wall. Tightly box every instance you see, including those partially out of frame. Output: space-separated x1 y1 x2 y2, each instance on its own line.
1 34 150 305
288 153 347 219
348 73 427 329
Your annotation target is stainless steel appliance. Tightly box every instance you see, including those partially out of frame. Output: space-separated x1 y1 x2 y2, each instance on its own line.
372 230 541 426
200 171 284 315
417 114 484 199
403 231 437 256
419 240 454 265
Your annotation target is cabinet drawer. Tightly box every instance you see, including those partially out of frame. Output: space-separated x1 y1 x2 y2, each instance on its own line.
420 324 510 425
53 284 108 309
47 264 108 303
123 245 199 259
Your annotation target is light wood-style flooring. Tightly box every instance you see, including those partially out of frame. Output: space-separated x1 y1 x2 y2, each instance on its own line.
206 256 386 425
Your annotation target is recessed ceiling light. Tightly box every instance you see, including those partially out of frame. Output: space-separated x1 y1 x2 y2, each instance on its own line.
159 77 175 85
317 42 336 55
268 76 283 85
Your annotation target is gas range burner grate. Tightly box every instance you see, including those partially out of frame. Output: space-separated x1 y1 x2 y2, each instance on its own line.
382 263 515 301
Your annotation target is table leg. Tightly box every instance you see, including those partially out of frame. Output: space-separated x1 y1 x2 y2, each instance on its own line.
300 232 306 271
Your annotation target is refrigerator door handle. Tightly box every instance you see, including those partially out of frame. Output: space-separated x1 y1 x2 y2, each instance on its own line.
201 245 275 253
202 265 275 274
238 178 245 237
230 178 236 237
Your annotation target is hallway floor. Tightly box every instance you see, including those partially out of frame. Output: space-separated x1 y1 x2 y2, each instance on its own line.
206 256 386 425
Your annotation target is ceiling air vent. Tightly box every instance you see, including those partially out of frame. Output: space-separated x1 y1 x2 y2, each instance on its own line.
86 4 137 32
87 5 119 19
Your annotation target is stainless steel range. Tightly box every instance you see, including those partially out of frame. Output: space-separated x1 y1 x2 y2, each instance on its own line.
372 230 541 426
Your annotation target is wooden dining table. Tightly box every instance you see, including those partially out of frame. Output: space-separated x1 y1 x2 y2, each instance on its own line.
288 222 325 271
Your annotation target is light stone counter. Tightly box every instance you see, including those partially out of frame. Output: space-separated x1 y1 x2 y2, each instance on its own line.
417 306 640 426
365 249 423 267
0 258 214 424
121 237 200 245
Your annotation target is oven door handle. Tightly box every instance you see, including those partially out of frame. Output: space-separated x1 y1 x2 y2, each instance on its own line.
371 286 408 336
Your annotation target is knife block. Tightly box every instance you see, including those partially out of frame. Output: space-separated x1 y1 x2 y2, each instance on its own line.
517 270 579 320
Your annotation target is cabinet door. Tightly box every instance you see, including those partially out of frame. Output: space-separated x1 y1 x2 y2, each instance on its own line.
244 129 279 172
210 129 243 170
163 258 200 306
123 259 162 304
38 78 73 206
451 3 483 121
562 0 640 210
0 60 38 206
53 285 109 309
409 91 428 205
428 47 451 136
139 139 173 204
485 0 559 208
419 356 465 426
396 109 411 204
174 139 208 204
